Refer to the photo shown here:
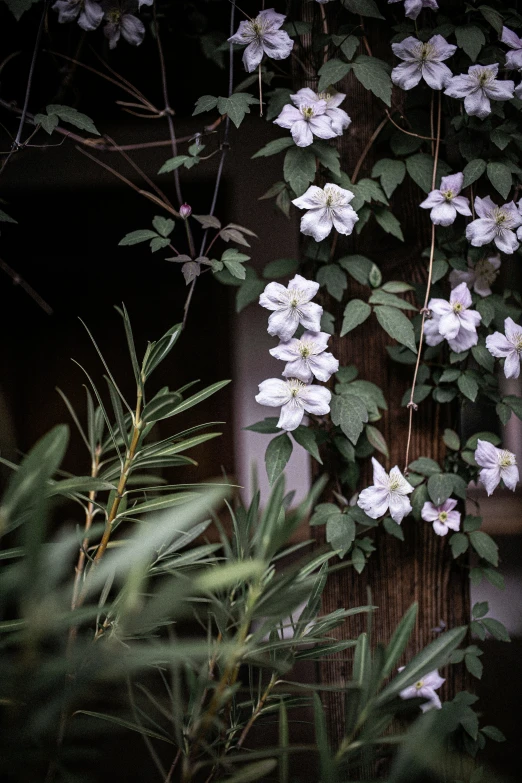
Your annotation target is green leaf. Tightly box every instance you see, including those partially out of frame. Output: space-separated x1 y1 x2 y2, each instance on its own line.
462 159 487 188
167 380 231 418
458 373 479 402
313 140 342 178
310 503 340 526
487 162 512 200
252 137 295 158
351 55 392 106
330 394 368 445
244 417 280 434
465 431 500 450
408 457 441 476
217 93 259 128
371 159 406 199
427 473 454 505
265 433 293 485
75 711 174 743
383 516 404 540
332 33 360 61
34 112 59 135
192 95 218 115
411 484 429 520
223 259 246 279
479 4 503 34
381 603 418 680
119 229 159 246
3 0 40 20
283 146 317 196
369 290 416 311
263 258 298 278
443 429 460 450
338 254 374 285
266 88 293 121
143 323 182 378
365 425 389 457
465 653 483 678
504 395 522 420
150 236 170 253
316 265 347 301
469 530 499 566
476 297 495 326
0 207 17 223
313 693 336 783
0 425 69 534
158 155 192 174
326 513 356 556
374 305 416 352
450 533 469 558
373 208 404 240
341 0 384 18
152 216 174 237
381 281 414 294
377 626 467 703
481 725 506 742
471 343 495 373
292 426 323 464
406 153 451 193
221 760 278 783
472 601 489 619
481 617 510 642
46 104 100 135
317 58 351 92
47 477 115 497
455 26 485 61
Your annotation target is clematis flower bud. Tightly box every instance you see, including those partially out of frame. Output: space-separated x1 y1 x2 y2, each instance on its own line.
179 203 192 219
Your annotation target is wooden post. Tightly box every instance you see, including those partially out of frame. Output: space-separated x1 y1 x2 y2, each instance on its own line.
296 7 471 744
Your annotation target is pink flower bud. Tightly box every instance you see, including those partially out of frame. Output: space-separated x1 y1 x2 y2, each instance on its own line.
180 203 192 219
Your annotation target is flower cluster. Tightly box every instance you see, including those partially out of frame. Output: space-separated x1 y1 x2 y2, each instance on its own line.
228 8 293 73
391 28 521 119
255 275 337 431
274 89 351 148
53 0 149 47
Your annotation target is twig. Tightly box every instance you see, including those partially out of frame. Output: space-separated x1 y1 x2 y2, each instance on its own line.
351 116 388 184
0 256 53 314
181 0 236 331
404 93 442 472
385 109 436 141
0 1 48 178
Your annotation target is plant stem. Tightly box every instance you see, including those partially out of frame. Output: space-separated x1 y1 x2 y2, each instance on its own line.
404 92 441 472
71 446 101 610
0 0 48 178
182 0 236 331
92 386 143 564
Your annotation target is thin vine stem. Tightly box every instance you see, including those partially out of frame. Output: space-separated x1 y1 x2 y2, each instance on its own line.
181 0 236 331
0 0 48 178
404 92 442 473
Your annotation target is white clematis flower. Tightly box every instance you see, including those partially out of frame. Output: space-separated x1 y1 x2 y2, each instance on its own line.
475 440 519 495
357 457 414 523
292 183 358 242
449 255 500 298
269 330 339 383
445 64 514 119
228 8 293 73
466 196 521 254
259 275 323 342
274 99 337 147
398 668 445 712
428 282 482 343
421 498 461 536
419 172 471 226
290 88 351 135
486 317 522 379
255 377 331 431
